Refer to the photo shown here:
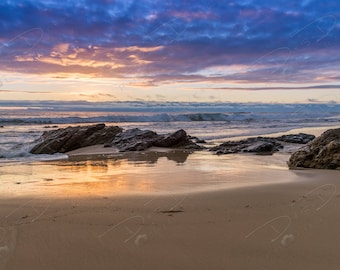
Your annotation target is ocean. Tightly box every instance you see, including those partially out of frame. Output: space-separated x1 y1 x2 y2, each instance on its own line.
1 101 340 196
1 101 340 163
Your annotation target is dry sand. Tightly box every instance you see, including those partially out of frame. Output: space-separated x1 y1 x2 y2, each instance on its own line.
1 168 340 270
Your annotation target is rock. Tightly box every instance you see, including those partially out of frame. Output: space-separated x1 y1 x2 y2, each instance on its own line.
288 128 340 169
211 133 315 155
112 128 204 152
44 125 59 129
112 128 159 151
30 124 205 154
211 137 283 155
243 141 279 153
30 124 122 154
276 133 315 144
188 135 206 144
153 129 188 147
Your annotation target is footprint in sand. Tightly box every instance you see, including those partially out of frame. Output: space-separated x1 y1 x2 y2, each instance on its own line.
134 234 148 246
280 234 295 246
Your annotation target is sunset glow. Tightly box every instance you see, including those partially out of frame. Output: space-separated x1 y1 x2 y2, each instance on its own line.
0 1 339 103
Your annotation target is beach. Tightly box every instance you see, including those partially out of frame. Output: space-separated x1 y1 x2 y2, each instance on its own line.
1 120 340 269
1 168 340 270
1 122 340 270
2 0 340 268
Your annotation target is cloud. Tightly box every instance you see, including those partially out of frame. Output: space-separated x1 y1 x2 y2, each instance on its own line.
208 84 340 91
50 43 70 56
78 92 117 101
0 0 339 91
307 98 338 104
0 89 49 94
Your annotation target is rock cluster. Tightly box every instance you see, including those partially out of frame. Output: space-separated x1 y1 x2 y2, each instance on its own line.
109 128 203 151
30 124 122 154
30 124 204 154
210 137 283 155
275 133 315 144
110 128 158 151
30 123 319 158
288 128 340 169
210 133 315 155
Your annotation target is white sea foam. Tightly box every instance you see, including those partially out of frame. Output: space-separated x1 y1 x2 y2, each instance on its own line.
0 111 339 125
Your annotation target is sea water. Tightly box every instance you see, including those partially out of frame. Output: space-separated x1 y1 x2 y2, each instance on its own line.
1 101 340 163
0 102 340 196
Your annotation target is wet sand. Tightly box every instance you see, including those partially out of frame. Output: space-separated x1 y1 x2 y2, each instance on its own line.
1 161 340 269
1 126 340 269
0 149 296 198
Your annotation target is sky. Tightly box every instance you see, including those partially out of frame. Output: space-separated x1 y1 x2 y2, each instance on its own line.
0 0 340 103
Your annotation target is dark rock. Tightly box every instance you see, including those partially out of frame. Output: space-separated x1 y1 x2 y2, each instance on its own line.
103 142 112 148
30 124 122 154
112 128 204 152
153 129 188 147
276 133 315 144
211 133 315 155
188 135 206 144
156 129 205 150
288 128 340 169
112 128 158 151
211 137 283 155
44 125 59 129
30 124 205 154
243 141 279 153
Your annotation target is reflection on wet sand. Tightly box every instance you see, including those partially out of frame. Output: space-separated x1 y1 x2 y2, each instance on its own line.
19 149 194 197
0 150 295 198
67 149 192 164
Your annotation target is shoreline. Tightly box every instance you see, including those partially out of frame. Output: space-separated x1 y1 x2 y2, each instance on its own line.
64 124 340 157
0 124 339 200
209 124 340 143
1 124 339 199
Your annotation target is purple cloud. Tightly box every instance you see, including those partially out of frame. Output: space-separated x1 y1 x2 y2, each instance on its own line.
0 0 339 90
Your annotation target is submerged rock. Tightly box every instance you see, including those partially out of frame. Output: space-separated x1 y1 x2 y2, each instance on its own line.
288 128 340 169
30 124 122 154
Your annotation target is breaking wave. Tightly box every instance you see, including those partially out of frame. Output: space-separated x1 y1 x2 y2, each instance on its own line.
1 111 339 125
